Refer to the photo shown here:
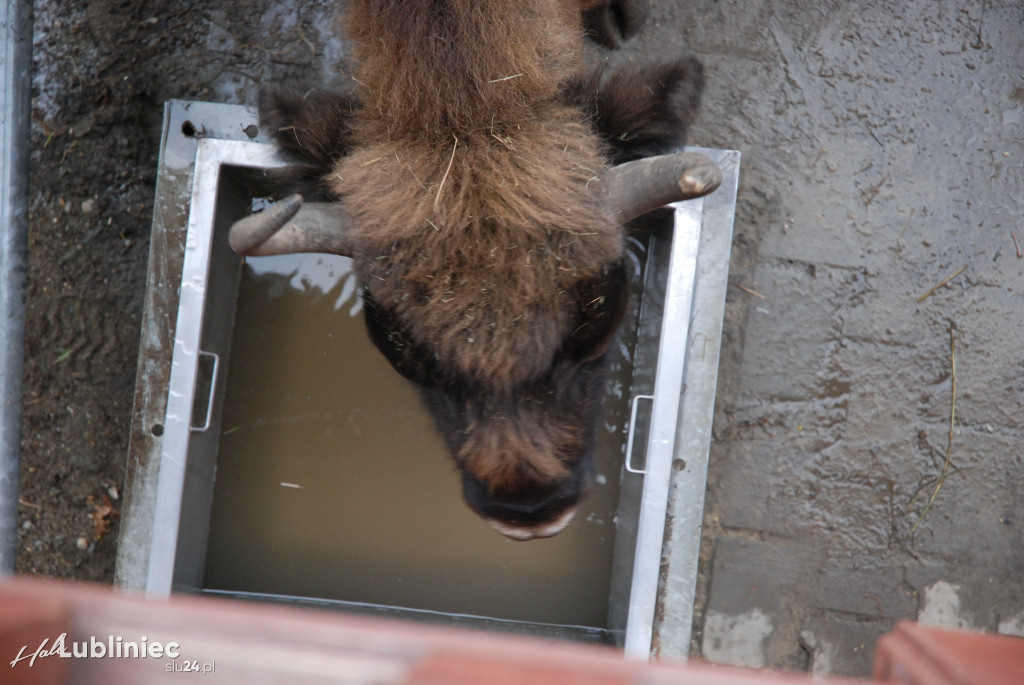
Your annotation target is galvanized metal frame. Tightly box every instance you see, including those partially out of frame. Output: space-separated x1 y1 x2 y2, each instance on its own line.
0 0 32 575
147 139 289 597
121 101 740 660
654 148 741 659
116 101 265 591
623 197 704 658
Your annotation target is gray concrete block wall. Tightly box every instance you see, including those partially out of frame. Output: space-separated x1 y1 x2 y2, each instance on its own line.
616 0 1024 677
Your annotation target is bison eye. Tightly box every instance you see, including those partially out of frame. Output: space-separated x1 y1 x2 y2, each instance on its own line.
562 261 628 363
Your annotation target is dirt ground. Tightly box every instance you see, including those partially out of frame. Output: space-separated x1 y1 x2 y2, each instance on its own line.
17 0 353 580
14 0 1024 678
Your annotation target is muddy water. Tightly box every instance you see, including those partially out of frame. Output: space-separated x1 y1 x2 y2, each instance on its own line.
203 246 648 628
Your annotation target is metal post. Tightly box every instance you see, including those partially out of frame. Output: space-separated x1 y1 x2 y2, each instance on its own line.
0 0 33 574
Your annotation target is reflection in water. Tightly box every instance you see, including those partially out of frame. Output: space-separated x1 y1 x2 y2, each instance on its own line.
245 253 362 316
204 247 644 628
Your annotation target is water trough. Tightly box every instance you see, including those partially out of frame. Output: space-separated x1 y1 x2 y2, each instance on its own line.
116 101 739 659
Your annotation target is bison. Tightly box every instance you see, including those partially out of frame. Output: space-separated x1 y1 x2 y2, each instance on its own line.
229 0 721 540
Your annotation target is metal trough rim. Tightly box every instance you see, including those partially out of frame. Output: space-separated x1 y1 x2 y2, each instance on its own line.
126 106 738 660
623 197 702 658
149 138 701 655
147 140 290 597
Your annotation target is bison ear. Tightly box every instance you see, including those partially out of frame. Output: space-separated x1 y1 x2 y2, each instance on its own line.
259 85 360 170
256 86 361 201
582 0 648 49
569 57 705 165
563 261 630 363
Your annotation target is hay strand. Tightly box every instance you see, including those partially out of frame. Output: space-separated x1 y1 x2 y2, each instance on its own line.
909 323 957 536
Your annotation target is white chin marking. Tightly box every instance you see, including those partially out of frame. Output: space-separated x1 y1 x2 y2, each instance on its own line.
486 506 579 541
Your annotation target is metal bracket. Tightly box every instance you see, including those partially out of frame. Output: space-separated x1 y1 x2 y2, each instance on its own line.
624 395 654 475
190 351 220 433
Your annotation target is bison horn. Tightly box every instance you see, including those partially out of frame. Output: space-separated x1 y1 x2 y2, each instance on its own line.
227 150 721 258
228 194 353 257
603 150 723 224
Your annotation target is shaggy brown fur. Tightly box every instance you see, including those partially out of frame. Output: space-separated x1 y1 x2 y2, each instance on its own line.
339 113 621 389
259 0 704 537
346 0 581 140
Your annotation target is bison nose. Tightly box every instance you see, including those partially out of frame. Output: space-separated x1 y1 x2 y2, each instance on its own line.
484 505 580 541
